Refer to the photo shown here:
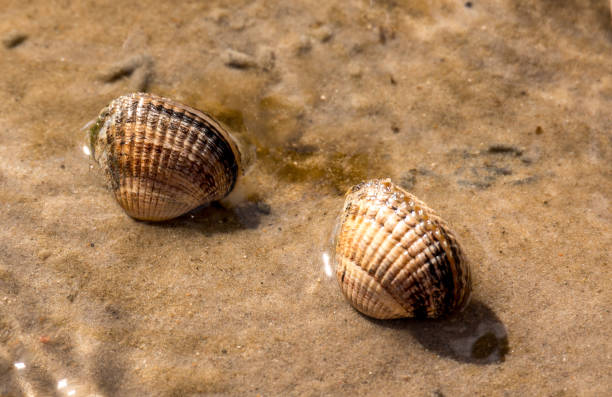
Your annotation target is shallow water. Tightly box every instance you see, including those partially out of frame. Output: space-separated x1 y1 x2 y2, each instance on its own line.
0 0 611 395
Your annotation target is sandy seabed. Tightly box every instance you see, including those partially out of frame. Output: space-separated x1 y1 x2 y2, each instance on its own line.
0 0 611 396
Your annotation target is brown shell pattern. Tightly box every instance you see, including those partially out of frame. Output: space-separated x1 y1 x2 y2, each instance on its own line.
335 179 472 319
89 93 242 221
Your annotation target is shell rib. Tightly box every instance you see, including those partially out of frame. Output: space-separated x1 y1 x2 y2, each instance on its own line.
88 93 242 221
335 179 472 319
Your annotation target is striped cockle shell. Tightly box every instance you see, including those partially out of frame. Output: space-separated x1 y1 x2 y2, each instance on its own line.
335 179 472 319
87 93 243 221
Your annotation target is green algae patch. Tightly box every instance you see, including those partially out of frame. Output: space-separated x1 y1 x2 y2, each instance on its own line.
87 109 108 159
257 142 390 194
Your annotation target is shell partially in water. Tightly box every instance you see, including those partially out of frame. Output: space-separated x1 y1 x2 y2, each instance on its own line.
87 93 243 221
335 179 472 319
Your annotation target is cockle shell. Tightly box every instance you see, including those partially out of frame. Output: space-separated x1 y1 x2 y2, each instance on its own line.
335 179 472 319
87 93 242 221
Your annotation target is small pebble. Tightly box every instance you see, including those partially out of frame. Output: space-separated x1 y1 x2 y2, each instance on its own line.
99 54 147 81
37 250 52 261
131 65 153 92
99 54 154 91
487 144 523 156
256 46 276 71
349 94 376 113
378 26 388 44
347 63 362 78
311 25 333 43
295 35 312 55
208 8 229 24
350 94 367 110
2 31 28 49
222 49 258 69
229 15 247 31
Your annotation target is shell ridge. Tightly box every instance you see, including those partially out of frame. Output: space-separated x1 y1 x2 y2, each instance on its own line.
369 210 427 289
117 96 132 215
388 240 438 302
339 256 408 319
118 97 136 216
338 200 363 272
347 214 378 273
373 217 412 281
144 97 162 219
199 128 223 201
429 225 460 314
443 227 470 310
185 120 209 204
161 104 184 217
363 205 413 279
355 201 392 271
129 94 144 218
139 94 155 218
386 258 429 315
150 97 169 219
174 107 196 209
336 200 365 303
187 128 219 203
359 215 392 274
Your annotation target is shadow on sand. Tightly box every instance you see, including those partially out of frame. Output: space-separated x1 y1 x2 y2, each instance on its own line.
366 299 509 364
142 199 271 233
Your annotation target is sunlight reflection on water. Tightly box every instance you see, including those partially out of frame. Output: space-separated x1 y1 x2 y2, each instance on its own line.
322 252 333 278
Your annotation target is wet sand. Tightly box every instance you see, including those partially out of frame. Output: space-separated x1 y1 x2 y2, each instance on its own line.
0 0 610 395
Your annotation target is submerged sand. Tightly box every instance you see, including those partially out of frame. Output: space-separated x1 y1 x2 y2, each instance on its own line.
0 0 610 395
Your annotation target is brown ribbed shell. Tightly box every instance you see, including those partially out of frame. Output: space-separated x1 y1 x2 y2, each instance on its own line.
335 179 472 319
88 93 242 221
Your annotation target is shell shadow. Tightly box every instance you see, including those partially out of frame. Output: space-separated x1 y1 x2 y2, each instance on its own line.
366 299 509 364
147 200 268 232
